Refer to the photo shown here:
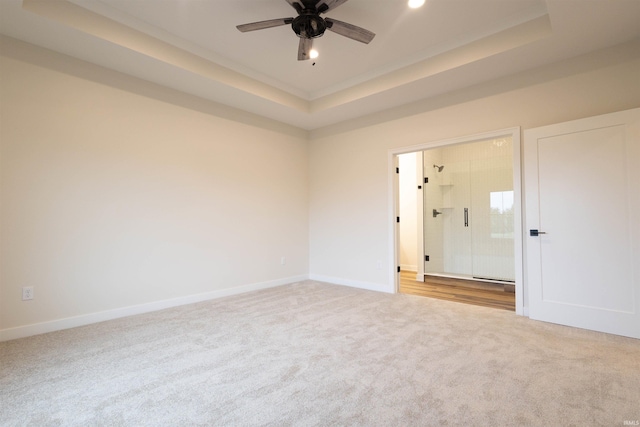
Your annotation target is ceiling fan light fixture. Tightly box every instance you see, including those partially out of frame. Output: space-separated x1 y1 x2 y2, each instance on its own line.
292 14 327 38
408 0 425 9
236 0 376 61
310 49 319 59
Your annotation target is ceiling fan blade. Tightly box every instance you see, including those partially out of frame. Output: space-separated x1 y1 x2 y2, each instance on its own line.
298 37 313 61
285 0 304 13
236 18 293 32
325 18 375 44
316 0 349 14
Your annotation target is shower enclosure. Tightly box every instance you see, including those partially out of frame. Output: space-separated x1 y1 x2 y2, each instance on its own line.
423 137 515 282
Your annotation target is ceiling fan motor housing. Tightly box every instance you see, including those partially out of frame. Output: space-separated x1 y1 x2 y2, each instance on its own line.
292 14 326 38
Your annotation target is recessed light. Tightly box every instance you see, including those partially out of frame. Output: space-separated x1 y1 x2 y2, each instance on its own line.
408 0 425 8
310 49 319 59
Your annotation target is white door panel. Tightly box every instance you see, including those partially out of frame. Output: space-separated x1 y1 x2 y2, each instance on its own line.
524 108 640 339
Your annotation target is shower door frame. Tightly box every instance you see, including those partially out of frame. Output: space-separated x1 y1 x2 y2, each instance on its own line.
389 127 524 315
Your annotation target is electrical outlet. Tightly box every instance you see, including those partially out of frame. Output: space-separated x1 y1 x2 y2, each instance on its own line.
280 256 286 265
22 286 34 301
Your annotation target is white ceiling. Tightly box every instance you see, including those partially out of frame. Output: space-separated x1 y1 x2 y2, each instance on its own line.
1 0 639 131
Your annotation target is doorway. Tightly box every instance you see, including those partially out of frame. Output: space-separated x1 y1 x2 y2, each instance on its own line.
423 137 515 284
392 128 523 314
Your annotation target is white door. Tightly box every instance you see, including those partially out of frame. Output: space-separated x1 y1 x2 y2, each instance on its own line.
524 108 640 339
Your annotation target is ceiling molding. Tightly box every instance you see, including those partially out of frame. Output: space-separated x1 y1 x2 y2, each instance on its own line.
309 39 640 140
21 0 552 116
310 14 552 113
2 33 638 141
3 0 638 132
22 0 310 112
0 34 309 139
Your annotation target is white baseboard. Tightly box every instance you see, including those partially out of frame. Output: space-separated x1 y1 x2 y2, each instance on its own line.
308 274 394 294
400 264 417 272
0 275 309 342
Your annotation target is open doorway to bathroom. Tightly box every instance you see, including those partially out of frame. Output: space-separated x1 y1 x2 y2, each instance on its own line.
395 131 522 312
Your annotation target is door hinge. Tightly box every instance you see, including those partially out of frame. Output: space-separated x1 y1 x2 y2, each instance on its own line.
397 266 401 273
424 177 428 184
396 167 399 173
396 216 400 223
425 255 429 262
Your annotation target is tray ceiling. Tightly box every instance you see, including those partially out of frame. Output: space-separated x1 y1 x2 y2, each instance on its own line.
1 0 639 131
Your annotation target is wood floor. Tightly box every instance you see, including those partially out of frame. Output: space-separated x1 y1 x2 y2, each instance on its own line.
399 270 515 311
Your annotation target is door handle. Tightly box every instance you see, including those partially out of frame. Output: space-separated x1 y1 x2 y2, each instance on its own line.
530 229 547 236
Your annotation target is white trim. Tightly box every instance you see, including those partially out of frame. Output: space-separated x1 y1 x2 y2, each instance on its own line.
388 152 400 292
388 127 526 315
416 151 425 280
512 128 525 316
400 264 418 272
390 128 521 155
0 275 308 342
309 274 394 294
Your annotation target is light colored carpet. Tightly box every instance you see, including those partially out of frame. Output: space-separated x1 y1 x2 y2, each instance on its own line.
1 280 639 426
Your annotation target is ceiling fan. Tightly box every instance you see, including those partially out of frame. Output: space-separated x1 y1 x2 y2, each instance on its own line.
236 0 375 61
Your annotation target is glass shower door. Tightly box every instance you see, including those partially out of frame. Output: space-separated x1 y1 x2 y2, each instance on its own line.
423 137 515 282
469 155 515 281
423 156 472 277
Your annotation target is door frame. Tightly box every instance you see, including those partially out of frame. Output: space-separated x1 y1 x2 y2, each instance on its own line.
389 127 525 315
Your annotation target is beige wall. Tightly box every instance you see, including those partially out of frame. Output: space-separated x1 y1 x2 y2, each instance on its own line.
2 36 640 339
308 42 640 293
0 39 309 336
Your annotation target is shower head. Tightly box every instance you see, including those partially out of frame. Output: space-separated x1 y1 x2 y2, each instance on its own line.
433 164 444 172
